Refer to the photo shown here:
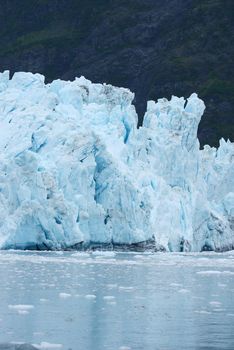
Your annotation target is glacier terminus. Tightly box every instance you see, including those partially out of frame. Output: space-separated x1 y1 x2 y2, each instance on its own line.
0 71 233 252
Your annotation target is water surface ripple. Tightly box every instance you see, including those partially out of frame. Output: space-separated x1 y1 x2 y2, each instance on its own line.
0 251 234 350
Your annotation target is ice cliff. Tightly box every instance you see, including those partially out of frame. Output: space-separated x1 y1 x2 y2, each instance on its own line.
0 71 233 251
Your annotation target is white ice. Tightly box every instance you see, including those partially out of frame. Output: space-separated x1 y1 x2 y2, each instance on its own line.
33 342 62 349
0 71 233 252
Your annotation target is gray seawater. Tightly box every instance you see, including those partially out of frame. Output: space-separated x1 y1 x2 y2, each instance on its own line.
0 251 234 350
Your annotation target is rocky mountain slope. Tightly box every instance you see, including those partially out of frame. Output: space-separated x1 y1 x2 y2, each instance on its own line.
0 0 233 146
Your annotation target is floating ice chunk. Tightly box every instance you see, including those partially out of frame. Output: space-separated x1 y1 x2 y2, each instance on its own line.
194 310 211 315
8 304 34 311
209 301 222 307
213 309 225 312
92 251 116 257
18 310 29 315
59 293 71 299
103 295 115 300
197 270 234 275
71 252 89 257
196 271 222 275
118 286 134 292
85 294 96 299
134 255 147 260
33 342 62 349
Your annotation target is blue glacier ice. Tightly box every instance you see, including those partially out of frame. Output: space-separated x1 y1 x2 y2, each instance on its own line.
0 71 233 251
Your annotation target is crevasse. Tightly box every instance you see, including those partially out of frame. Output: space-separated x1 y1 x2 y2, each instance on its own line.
0 71 233 251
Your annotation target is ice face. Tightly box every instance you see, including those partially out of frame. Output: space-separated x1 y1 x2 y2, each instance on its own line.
0 71 233 251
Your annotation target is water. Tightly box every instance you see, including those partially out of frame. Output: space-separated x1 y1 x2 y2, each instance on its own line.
0 250 234 350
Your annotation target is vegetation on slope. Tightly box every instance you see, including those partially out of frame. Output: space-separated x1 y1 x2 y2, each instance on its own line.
0 0 233 146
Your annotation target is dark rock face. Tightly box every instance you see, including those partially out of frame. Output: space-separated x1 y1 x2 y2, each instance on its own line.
0 0 233 146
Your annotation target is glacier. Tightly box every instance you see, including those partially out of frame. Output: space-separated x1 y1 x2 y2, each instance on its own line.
0 70 233 252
